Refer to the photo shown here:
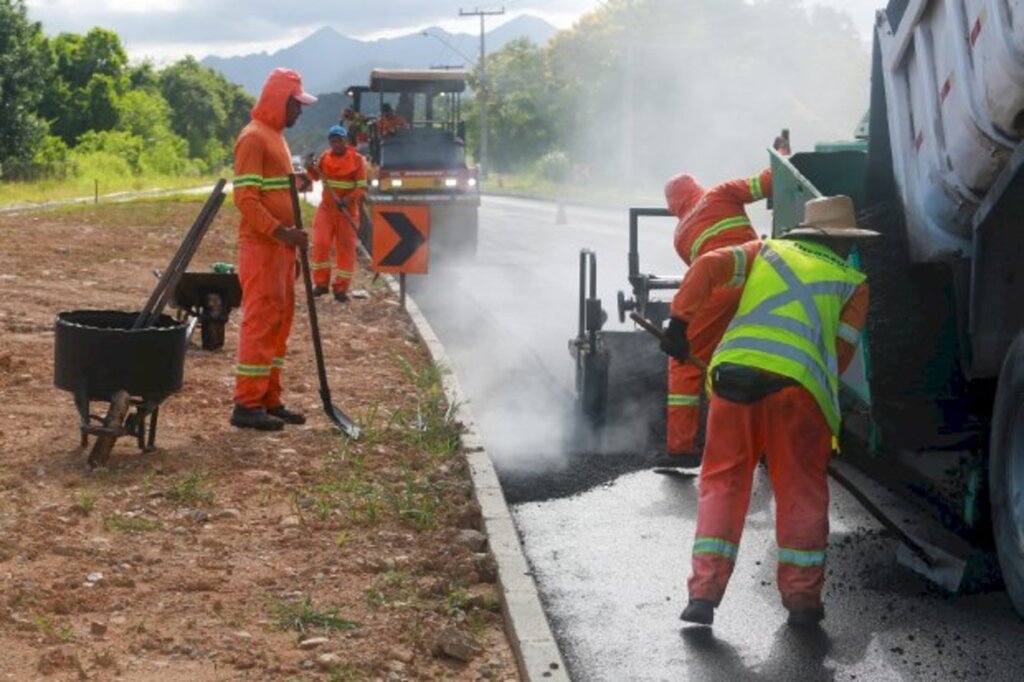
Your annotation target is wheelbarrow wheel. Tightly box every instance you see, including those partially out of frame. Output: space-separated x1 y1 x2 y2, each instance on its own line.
88 390 130 468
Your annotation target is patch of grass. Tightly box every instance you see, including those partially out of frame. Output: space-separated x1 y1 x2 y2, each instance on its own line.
328 665 369 682
0 172 221 208
32 614 74 643
383 468 445 531
165 471 216 507
75 491 96 515
393 356 464 458
274 596 360 635
103 515 162 534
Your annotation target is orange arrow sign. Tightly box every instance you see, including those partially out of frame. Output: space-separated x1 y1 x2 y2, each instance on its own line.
372 204 430 274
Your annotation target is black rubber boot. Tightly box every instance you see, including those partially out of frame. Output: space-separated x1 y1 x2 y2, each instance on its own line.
267 405 307 425
680 599 715 626
334 290 349 303
230 405 284 431
312 285 329 298
651 452 702 469
787 606 825 629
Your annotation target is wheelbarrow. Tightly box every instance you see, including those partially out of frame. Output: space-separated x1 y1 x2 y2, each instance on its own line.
54 310 188 467
171 271 242 351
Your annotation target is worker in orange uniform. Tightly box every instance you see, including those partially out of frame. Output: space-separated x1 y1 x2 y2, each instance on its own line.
661 196 878 628
230 68 317 431
654 168 772 468
378 102 408 137
305 125 367 303
342 108 369 145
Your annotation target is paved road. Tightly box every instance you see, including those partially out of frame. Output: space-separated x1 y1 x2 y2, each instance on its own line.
403 195 1024 680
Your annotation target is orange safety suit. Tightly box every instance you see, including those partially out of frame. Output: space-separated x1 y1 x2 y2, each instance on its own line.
664 169 772 456
673 240 869 610
306 147 367 293
378 113 408 137
231 69 304 410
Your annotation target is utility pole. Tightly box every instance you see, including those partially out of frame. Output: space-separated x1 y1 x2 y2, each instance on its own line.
459 6 505 179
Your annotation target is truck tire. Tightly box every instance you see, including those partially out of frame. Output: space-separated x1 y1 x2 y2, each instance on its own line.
990 333 1024 617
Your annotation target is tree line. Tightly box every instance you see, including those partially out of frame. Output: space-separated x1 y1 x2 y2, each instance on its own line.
0 0 253 181
467 0 871 184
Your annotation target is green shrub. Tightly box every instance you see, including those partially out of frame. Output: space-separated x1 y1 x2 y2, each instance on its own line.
535 150 570 183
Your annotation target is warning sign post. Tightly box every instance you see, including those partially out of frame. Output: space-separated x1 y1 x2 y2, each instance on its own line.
371 205 430 275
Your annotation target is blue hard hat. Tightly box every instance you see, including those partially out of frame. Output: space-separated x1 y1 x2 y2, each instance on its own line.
328 125 348 139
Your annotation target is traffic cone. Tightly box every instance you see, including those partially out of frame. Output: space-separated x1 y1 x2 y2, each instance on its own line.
556 199 568 225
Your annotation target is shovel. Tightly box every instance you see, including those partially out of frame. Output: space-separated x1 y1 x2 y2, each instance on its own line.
629 312 708 372
289 174 361 439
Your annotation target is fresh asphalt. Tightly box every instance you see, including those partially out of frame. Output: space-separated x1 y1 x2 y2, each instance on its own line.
378 194 1024 680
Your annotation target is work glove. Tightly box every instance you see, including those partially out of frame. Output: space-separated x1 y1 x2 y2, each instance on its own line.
660 317 690 363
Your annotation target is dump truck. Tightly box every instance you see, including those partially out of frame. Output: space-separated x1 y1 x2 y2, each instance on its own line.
570 0 1024 616
346 69 480 259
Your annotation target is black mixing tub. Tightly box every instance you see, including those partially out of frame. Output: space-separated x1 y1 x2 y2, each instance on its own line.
54 310 188 467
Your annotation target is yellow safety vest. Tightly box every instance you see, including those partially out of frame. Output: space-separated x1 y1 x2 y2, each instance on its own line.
710 239 866 434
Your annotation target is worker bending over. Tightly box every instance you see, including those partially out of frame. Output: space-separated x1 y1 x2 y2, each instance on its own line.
305 125 367 303
657 168 772 468
230 68 316 431
662 196 878 627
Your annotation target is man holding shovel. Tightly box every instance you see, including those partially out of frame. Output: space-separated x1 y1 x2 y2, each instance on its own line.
305 125 368 303
230 68 317 431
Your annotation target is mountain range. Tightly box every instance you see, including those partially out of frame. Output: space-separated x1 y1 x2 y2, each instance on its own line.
201 14 558 96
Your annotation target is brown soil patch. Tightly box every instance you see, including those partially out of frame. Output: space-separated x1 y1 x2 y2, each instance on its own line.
0 198 517 680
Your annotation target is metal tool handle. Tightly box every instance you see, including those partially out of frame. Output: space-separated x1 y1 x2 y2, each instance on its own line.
290 174 330 397
134 179 226 329
629 312 708 372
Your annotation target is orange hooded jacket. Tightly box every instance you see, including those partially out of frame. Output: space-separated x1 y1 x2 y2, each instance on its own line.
668 169 773 266
233 69 303 245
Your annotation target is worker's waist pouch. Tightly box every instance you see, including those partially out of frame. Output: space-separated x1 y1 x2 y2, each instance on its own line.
711 363 797 403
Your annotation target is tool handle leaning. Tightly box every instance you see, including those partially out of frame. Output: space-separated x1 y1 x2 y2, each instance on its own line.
628 312 708 372
289 174 330 393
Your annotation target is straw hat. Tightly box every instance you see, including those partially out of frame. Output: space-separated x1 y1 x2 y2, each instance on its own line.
781 195 880 239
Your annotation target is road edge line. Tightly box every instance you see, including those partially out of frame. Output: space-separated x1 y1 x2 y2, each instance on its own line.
387 278 570 682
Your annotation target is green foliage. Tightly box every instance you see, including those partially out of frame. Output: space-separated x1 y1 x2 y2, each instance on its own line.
32 135 69 164
535 150 570 183
164 471 216 507
159 56 253 167
468 0 870 184
275 596 360 635
0 0 49 162
468 38 557 172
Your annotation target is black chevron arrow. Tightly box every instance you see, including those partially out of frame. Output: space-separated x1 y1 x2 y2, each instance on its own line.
379 211 426 266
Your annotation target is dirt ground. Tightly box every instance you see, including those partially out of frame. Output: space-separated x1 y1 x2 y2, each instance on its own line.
0 197 518 681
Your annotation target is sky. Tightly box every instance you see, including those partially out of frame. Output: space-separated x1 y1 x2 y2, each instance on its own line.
24 0 882 63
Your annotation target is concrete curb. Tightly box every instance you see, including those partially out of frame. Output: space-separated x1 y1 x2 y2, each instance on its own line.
389 281 570 681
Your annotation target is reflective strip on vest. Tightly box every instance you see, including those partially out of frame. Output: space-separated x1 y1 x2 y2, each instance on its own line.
728 247 747 288
838 321 860 346
711 240 864 434
749 175 764 201
260 176 290 190
668 393 700 407
690 216 753 261
693 536 739 561
236 363 271 377
272 357 285 369
233 174 262 188
325 179 358 189
778 547 826 567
